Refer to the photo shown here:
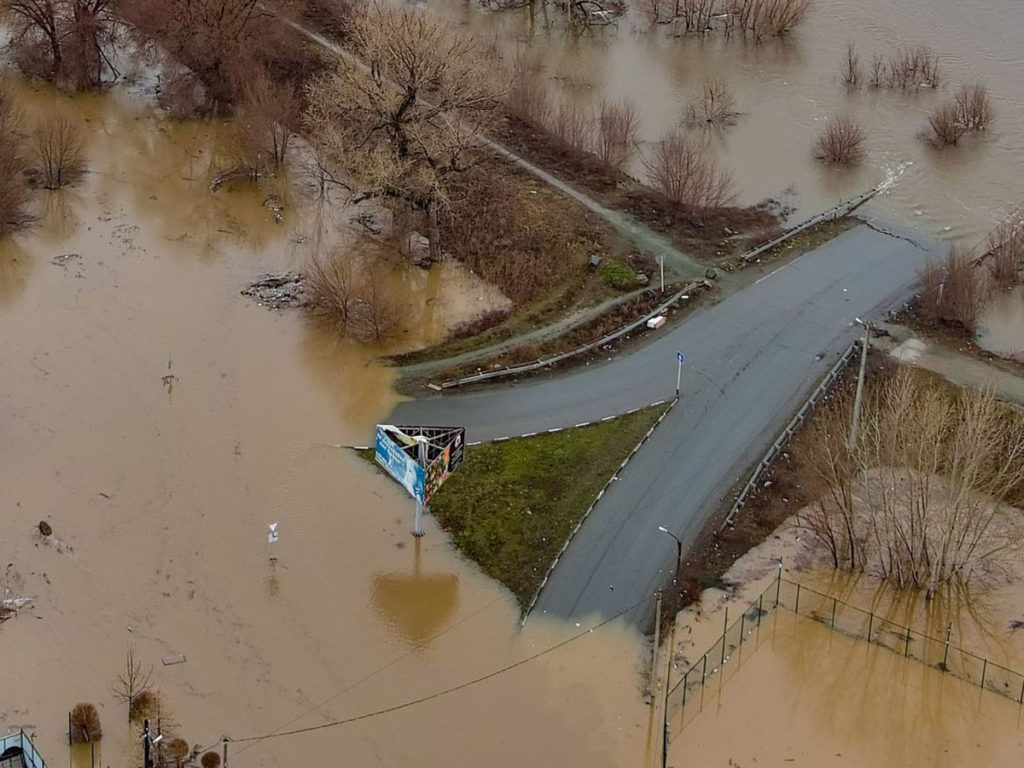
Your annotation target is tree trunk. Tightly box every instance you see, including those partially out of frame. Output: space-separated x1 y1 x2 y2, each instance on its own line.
427 204 442 263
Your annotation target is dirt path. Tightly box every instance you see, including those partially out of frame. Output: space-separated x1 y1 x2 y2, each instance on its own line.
878 322 1024 410
277 15 709 282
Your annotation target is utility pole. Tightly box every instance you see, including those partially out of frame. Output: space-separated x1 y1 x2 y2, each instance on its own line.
849 319 870 453
658 254 665 293
658 526 683 586
675 351 685 398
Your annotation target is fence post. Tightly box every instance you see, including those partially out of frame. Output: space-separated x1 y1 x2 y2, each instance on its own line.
867 612 873 643
720 606 729 667
1019 678 1024 705
795 583 801 614
981 659 988 689
831 597 837 629
942 623 951 670
702 653 707 684
758 594 763 627
740 611 746 644
904 626 912 657
774 565 782 608
682 670 688 707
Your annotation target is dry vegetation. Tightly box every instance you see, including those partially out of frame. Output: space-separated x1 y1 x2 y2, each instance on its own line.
304 248 404 341
69 702 102 744
986 217 1024 290
29 117 86 189
923 82 994 149
918 244 989 333
0 81 34 233
685 77 738 127
304 4 505 264
0 0 119 89
647 0 810 39
796 369 1024 594
644 131 735 213
813 116 865 165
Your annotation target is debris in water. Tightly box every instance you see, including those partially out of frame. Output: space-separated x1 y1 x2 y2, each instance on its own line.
242 272 310 309
38 521 52 537
50 253 81 267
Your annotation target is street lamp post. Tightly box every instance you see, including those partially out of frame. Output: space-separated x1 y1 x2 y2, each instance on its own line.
849 317 871 453
658 526 683 586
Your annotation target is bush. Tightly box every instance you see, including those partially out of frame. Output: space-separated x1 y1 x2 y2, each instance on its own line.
813 117 865 165
923 101 966 148
954 82 993 131
0 82 33 233
602 263 638 291
70 703 102 744
200 752 221 768
644 131 735 214
30 117 86 189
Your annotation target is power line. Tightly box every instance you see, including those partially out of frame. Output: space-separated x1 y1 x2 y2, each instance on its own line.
229 592 507 757
225 597 645 748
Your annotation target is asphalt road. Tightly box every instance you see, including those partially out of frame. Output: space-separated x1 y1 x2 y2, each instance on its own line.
388 221 940 625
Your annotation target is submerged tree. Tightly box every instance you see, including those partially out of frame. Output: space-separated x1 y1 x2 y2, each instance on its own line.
304 3 505 263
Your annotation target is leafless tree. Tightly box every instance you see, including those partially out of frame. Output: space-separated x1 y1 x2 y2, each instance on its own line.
868 53 886 89
686 76 737 126
886 45 941 90
730 0 811 39
673 0 717 32
506 55 551 128
30 117 85 189
304 4 505 264
550 100 592 154
1 0 64 78
119 0 287 107
918 244 988 332
954 82 993 131
70 703 102 743
110 648 153 724
0 82 34 234
813 116 865 165
985 217 1023 290
593 99 638 172
798 369 1024 595
305 249 360 330
644 130 735 214
351 265 404 341
923 101 966 148
841 42 862 88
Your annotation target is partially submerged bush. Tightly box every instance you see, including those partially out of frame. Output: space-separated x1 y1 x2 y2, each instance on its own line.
644 131 735 214
0 82 33 233
918 244 988 332
305 251 404 341
593 99 639 172
813 117 865 165
70 703 102 744
923 101 966 148
30 117 86 189
954 82 993 131
686 77 737 127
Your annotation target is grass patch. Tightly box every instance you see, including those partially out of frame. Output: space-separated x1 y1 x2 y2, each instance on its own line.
365 404 668 609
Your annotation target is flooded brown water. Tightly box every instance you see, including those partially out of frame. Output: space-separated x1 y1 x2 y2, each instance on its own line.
977 286 1024 360
0 81 649 767
673 611 1024 767
441 0 1024 245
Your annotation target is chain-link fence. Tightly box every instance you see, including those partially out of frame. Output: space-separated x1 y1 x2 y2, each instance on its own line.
664 572 1024 752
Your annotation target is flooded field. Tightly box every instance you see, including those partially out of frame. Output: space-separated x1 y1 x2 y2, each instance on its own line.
440 0 1024 245
672 610 1024 768
0 81 650 766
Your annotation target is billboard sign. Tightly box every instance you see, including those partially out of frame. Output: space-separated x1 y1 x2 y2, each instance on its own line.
374 425 466 504
375 426 426 502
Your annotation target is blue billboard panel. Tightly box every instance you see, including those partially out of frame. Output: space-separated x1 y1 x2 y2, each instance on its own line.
375 426 425 502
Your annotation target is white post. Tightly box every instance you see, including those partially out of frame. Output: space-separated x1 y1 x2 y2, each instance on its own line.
675 351 684 398
659 254 665 293
848 324 869 453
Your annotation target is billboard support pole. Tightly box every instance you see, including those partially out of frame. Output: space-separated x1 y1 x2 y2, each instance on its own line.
413 437 428 537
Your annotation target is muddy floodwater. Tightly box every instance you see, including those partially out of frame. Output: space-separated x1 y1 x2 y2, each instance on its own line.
440 0 1024 244
977 286 1024 360
0 82 649 767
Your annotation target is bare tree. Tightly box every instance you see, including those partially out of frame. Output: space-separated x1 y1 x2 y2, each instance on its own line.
868 53 886 89
1 0 63 78
841 42 862 88
954 82 993 131
30 117 85 189
0 82 34 234
351 265 404 341
550 100 592 154
918 244 988 333
110 647 153 724
305 249 360 330
593 99 638 172
986 217 1023 289
644 130 735 214
798 369 1024 595
686 76 737 126
923 101 966 148
240 69 298 173
731 0 811 40
505 55 551 128
886 45 941 90
304 4 505 264
813 116 865 165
